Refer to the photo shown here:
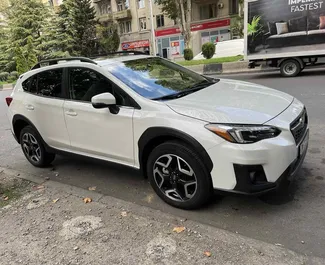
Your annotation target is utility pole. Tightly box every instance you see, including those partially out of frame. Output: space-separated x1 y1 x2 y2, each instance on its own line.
148 0 157 55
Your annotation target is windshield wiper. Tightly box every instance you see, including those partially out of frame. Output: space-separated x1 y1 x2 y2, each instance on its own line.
152 80 218 101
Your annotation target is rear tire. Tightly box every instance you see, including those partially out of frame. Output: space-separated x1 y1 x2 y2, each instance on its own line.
147 141 212 210
20 126 55 168
280 59 301 77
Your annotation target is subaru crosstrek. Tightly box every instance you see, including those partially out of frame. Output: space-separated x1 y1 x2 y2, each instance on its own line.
6 54 309 209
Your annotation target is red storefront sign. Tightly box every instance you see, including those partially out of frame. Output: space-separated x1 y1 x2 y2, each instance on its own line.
121 40 150 50
171 41 180 47
155 19 231 37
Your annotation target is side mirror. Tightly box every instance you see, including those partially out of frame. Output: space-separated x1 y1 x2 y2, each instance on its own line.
91 93 119 114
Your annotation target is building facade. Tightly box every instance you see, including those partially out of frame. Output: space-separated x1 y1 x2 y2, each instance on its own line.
92 0 240 58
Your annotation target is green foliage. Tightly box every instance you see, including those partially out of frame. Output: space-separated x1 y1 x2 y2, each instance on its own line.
14 46 28 74
10 71 18 79
154 0 179 21
201 42 215 59
183 48 193 61
231 15 244 38
248 16 262 37
0 71 9 81
97 24 120 54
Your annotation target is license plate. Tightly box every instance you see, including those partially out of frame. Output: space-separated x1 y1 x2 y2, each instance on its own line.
299 131 309 157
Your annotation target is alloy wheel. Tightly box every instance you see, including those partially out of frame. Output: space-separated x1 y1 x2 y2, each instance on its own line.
22 133 41 163
153 154 197 202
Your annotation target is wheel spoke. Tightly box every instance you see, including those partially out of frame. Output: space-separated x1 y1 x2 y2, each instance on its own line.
155 155 172 168
35 147 41 159
177 157 194 176
23 143 29 154
30 154 39 162
29 134 38 145
22 133 29 144
165 189 184 201
153 168 166 188
181 180 197 199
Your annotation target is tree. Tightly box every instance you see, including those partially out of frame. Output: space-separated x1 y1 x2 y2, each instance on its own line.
230 0 244 38
58 0 97 56
96 23 120 54
155 0 192 48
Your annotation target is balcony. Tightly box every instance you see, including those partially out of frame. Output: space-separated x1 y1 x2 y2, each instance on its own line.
113 9 132 20
97 13 113 22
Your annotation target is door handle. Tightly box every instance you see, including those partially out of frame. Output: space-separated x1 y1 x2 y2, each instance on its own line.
65 110 78 116
25 105 34 110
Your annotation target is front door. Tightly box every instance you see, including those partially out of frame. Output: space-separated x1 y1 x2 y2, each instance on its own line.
63 67 135 166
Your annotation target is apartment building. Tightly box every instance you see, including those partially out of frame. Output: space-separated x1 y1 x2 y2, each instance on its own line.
93 0 240 57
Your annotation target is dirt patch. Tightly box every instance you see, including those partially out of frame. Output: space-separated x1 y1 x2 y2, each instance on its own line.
0 171 31 208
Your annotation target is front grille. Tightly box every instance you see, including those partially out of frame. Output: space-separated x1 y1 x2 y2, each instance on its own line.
290 109 308 145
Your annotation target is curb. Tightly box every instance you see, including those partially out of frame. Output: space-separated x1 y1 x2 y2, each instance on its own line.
0 83 15 91
184 61 272 75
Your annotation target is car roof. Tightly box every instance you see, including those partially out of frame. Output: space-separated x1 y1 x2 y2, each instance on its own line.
95 54 153 66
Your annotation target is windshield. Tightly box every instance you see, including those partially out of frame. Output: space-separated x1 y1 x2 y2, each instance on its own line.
105 57 211 99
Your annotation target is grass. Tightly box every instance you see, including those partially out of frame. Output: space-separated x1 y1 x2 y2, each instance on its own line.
0 80 15 86
0 180 30 208
178 55 244 66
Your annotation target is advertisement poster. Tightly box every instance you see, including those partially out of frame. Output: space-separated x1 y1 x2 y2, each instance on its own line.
170 41 180 55
246 0 325 59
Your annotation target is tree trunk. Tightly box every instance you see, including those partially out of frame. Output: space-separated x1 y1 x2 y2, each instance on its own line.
178 0 191 49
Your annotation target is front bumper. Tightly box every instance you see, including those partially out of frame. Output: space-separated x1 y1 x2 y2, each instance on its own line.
206 99 308 194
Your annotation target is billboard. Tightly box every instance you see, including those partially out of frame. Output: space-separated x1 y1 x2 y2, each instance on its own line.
246 0 325 59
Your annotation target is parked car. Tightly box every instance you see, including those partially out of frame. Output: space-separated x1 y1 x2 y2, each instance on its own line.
6 53 309 209
193 39 244 60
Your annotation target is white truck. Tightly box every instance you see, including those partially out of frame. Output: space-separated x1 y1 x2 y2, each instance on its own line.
244 0 325 77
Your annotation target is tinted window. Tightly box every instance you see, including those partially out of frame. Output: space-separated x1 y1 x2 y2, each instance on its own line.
69 68 113 102
37 69 63 97
106 58 207 99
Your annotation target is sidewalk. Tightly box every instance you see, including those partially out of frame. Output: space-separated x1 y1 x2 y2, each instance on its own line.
0 166 323 265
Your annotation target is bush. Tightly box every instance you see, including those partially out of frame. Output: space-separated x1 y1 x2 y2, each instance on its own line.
184 48 193 61
10 71 19 80
202 42 216 59
0 72 9 81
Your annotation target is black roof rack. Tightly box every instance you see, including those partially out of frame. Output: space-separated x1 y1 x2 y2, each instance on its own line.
90 51 148 59
31 57 97 70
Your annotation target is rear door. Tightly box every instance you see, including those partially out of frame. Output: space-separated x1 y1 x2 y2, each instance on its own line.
63 67 135 166
22 68 70 149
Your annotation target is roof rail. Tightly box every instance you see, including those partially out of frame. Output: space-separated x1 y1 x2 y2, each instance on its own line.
90 51 148 59
31 57 97 70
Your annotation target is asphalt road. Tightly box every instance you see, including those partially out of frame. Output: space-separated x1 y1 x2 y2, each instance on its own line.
1 69 325 258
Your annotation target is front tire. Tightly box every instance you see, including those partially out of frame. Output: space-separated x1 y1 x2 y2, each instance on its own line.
147 141 212 209
280 59 301 77
20 126 55 168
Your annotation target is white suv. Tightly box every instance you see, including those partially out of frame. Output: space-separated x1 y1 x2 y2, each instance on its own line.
6 54 309 209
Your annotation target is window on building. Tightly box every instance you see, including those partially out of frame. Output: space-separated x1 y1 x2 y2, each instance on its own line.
229 0 239 15
117 0 129 11
120 21 132 34
138 0 145 9
156 15 165 28
98 0 111 15
199 4 217 20
139 17 147 31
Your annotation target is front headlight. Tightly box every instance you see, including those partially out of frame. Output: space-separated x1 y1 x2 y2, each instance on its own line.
205 124 281 144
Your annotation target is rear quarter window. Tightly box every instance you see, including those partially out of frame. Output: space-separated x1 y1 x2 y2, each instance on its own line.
22 76 37 93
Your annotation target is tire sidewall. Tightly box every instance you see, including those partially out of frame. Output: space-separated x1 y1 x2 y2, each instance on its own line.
280 60 301 77
147 141 212 209
20 126 47 167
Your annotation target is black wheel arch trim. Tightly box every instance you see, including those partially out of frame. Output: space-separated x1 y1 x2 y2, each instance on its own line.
12 114 53 153
138 127 213 174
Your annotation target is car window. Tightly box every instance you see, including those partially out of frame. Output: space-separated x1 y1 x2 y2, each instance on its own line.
68 68 133 107
22 76 37 94
37 69 63 97
105 57 208 99
69 68 113 102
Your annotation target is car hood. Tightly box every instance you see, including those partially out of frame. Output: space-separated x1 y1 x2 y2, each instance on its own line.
167 79 294 124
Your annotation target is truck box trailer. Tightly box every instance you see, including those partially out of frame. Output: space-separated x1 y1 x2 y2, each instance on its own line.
244 0 325 77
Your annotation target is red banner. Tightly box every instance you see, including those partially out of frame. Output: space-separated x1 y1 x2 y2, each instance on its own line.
155 19 231 37
121 40 150 50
